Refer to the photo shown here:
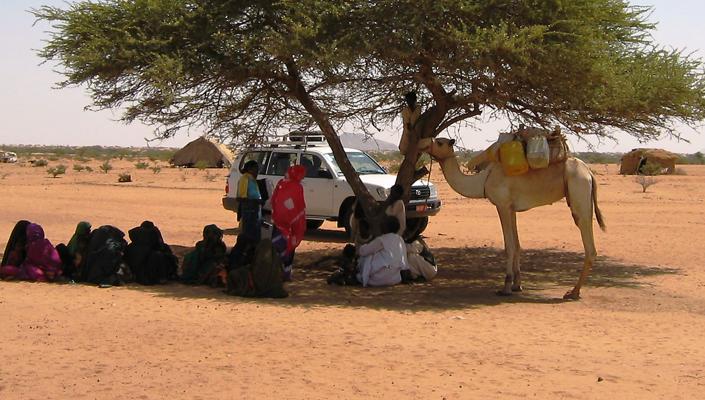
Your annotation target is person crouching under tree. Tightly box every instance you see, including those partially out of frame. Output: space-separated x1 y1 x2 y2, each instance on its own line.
237 160 263 242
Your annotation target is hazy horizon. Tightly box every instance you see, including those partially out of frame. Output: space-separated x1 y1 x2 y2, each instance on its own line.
2 0 704 153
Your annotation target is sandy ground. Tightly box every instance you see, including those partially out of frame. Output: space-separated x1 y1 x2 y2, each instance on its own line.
1 159 705 399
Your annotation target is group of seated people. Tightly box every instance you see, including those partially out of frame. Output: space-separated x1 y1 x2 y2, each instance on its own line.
0 220 178 287
0 219 291 298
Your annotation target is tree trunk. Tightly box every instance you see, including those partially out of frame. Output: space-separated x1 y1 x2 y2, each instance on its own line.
285 62 381 222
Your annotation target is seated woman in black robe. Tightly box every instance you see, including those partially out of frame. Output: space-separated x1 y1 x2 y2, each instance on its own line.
0 220 31 279
180 224 227 285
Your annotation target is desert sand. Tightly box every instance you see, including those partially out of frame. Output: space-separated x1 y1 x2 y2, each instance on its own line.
1 159 705 399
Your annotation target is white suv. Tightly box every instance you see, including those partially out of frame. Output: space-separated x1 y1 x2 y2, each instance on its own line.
222 137 441 238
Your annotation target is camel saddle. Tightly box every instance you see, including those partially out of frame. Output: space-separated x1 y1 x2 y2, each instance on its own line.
515 126 569 165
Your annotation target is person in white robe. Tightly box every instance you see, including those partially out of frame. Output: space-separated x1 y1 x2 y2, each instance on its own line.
356 217 409 287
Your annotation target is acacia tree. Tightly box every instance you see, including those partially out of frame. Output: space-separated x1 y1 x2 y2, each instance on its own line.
35 0 705 229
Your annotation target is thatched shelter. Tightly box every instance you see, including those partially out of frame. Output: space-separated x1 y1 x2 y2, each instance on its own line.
170 137 234 168
620 148 679 175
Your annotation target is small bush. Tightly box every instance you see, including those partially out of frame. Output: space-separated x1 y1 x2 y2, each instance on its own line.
47 164 67 178
118 173 132 183
639 161 665 176
151 165 162 174
33 159 49 167
73 164 86 172
635 175 658 193
100 161 113 174
194 160 210 170
75 156 91 163
48 156 60 162
135 161 149 169
85 166 94 172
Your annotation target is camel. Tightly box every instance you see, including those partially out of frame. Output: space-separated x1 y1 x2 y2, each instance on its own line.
421 134 605 299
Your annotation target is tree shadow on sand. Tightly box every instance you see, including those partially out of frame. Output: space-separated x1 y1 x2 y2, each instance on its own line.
129 244 679 311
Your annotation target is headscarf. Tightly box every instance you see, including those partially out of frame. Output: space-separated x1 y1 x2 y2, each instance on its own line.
26 223 45 244
67 221 91 255
1 220 30 266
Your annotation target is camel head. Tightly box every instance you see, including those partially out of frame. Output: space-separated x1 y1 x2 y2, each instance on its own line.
424 138 456 161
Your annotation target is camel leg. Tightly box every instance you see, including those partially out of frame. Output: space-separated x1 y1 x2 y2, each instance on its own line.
511 218 523 292
496 206 519 296
564 175 598 300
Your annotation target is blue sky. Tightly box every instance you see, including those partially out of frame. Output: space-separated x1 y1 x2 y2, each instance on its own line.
1 0 704 152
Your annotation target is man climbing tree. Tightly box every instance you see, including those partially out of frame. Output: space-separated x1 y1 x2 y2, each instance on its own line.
35 0 705 236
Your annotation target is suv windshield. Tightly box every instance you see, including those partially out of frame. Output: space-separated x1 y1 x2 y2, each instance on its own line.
323 152 386 176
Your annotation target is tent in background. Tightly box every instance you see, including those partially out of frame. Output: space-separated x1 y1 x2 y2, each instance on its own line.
619 148 679 175
170 137 234 168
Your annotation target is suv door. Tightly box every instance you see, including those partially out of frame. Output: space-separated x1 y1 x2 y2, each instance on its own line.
300 153 334 218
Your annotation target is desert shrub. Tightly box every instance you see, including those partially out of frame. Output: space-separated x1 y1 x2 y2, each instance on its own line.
151 165 162 174
118 173 132 183
639 161 665 176
99 161 113 174
73 164 86 172
135 161 149 169
85 166 93 172
48 155 60 161
635 175 658 193
33 159 48 167
194 160 210 170
47 164 67 178
74 156 91 163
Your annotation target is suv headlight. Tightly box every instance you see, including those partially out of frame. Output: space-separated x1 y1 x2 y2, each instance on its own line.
429 184 438 198
376 187 390 199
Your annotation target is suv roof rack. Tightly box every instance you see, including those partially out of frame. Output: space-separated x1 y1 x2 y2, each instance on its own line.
249 131 329 149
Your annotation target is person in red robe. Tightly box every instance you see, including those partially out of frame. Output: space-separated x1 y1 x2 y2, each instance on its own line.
270 165 306 281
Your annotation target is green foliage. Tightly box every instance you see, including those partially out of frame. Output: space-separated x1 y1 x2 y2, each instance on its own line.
47 164 67 178
681 151 705 165
135 161 149 169
194 160 209 170
48 155 59 161
73 164 86 172
85 166 93 172
118 172 132 183
575 152 623 164
99 160 113 173
33 159 48 167
150 165 162 174
639 161 665 176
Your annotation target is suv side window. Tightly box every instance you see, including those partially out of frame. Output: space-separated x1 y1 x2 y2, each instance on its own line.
239 151 270 175
301 153 332 179
266 152 298 176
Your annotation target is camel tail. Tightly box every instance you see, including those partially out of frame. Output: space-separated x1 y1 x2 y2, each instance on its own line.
591 172 606 232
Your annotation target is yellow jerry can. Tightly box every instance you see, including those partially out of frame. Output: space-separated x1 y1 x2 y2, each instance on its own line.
499 140 529 176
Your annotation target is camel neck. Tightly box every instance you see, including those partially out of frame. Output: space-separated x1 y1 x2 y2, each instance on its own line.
439 156 487 199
